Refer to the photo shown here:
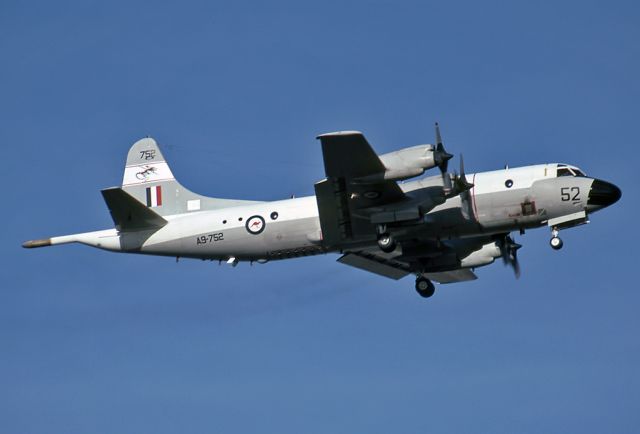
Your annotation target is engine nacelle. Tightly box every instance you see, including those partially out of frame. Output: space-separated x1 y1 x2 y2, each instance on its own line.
459 242 501 268
379 144 437 180
354 145 437 183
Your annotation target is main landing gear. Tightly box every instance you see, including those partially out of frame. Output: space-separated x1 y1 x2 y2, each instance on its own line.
376 225 397 253
550 227 563 250
415 276 435 298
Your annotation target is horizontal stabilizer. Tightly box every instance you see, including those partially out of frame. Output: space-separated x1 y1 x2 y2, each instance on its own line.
101 187 167 231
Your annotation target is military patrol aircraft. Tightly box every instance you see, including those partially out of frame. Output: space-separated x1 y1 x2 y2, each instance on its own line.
23 125 621 298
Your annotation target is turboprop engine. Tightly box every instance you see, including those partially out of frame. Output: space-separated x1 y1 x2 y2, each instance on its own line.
377 145 438 181
459 236 522 278
353 123 453 184
459 242 502 268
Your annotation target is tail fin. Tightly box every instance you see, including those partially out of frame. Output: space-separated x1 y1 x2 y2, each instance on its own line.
121 138 259 216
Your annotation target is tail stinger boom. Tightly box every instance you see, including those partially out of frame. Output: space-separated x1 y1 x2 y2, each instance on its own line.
22 229 121 251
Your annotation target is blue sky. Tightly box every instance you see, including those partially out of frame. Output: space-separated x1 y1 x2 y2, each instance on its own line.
1 0 639 432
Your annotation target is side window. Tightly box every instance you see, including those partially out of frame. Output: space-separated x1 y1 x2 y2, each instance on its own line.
557 168 572 177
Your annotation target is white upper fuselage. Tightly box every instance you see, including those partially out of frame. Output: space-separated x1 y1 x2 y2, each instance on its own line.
22 127 622 297
23 132 621 294
42 162 608 265
97 163 594 261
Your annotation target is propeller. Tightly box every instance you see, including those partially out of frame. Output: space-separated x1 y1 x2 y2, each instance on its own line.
434 122 453 176
433 124 472 200
450 154 475 219
452 154 474 194
498 234 522 279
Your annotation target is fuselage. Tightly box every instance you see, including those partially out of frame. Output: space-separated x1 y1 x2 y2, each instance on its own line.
23 132 622 296
74 162 619 265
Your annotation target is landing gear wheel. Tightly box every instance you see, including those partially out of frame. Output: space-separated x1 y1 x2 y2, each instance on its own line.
415 277 435 298
550 236 563 250
377 233 397 253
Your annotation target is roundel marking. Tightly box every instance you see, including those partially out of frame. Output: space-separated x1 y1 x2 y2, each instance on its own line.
246 215 266 235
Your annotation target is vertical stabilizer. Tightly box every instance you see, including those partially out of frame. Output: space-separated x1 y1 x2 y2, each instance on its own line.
121 138 260 216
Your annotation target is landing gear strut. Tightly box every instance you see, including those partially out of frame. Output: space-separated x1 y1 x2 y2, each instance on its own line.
376 225 397 253
550 227 563 250
415 276 435 298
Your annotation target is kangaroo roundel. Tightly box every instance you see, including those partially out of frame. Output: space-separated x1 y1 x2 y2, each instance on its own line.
246 215 266 235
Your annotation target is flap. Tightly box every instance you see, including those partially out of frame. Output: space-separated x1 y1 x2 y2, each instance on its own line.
337 252 411 280
424 269 478 284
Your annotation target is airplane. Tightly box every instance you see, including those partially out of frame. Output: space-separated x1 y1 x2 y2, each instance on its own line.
23 124 621 298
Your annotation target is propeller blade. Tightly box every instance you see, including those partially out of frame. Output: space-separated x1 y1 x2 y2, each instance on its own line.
453 154 474 193
499 234 522 279
512 249 521 279
434 122 453 175
509 236 522 279
501 240 509 264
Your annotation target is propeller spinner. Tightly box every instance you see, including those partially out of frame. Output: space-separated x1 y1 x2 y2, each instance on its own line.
434 122 453 175
452 154 474 194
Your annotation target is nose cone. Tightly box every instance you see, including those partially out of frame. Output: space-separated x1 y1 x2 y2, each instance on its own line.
588 179 621 208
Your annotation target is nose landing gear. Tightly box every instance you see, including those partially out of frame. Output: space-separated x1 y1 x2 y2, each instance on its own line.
415 276 435 298
550 227 563 250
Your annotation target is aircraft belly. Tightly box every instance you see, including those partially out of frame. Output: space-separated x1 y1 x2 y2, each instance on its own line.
22 130 622 294
139 215 322 260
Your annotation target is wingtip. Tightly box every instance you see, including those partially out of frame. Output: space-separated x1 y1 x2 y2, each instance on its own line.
22 239 52 248
316 130 364 139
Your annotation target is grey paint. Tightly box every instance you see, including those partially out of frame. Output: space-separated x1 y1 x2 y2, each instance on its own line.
122 138 261 216
23 135 621 289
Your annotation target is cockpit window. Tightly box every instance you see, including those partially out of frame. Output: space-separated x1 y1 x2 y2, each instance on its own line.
557 166 586 177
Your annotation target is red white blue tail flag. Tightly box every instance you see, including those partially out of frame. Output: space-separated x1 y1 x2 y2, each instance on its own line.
146 186 162 207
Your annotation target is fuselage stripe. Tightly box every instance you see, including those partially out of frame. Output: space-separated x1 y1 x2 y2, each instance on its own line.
472 173 478 220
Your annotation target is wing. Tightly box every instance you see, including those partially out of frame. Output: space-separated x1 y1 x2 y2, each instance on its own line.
337 251 412 280
318 131 388 180
337 235 498 283
424 269 477 284
336 249 478 283
314 131 411 248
